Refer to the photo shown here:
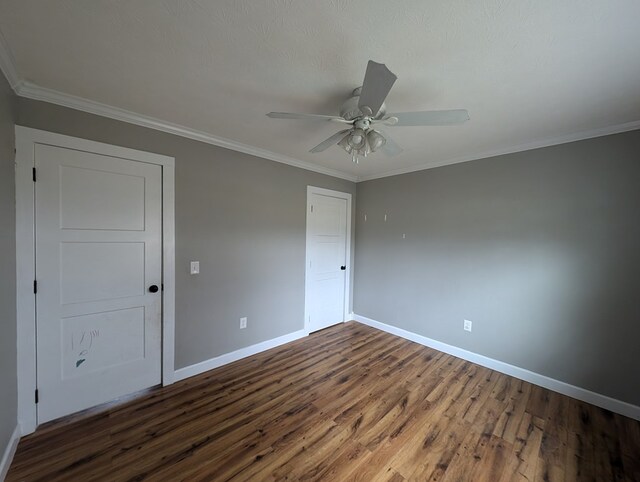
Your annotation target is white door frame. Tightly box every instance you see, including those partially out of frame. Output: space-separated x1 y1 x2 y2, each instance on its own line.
15 126 176 435
304 186 352 334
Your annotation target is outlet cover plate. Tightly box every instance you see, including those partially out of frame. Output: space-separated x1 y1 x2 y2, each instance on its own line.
464 320 472 332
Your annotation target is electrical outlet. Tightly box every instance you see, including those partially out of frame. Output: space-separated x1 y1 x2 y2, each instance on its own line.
240 317 247 329
464 320 472 332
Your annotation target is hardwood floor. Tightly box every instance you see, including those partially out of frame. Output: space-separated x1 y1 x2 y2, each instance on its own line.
7 322 640 481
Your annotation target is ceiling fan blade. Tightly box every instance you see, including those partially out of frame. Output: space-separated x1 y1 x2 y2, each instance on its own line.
358 61 397 117
267 112 350 123
309 129 351 153
379 130 403 157
388 109 470 126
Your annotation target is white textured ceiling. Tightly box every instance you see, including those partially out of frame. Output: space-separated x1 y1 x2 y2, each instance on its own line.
2 1 640 180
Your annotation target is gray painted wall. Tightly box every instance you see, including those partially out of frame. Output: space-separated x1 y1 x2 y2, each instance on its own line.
17 98 356 369
0 71 17 455
354 129 640 406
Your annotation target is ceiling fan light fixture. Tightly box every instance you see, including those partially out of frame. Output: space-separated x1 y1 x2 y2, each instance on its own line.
363 136 371 157
338 133 353 154
367 130 386 152
347 128 366 149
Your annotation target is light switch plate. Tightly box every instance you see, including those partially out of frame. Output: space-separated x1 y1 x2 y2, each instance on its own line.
190 261 200 275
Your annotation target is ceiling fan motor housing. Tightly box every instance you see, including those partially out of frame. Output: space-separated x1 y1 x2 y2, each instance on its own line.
340 87 387 121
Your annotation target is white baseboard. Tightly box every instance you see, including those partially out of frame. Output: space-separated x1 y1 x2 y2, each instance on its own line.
352 314 640 421
0 424 21 482
174 330 308 382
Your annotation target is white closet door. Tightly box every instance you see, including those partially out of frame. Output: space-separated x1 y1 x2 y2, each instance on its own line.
35 144 162 423
306 191 348 333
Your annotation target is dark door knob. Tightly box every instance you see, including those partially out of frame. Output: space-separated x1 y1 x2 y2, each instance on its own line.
149 285 159 293
340 266 346 270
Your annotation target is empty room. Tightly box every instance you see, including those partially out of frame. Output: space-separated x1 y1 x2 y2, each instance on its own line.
1 1 639 481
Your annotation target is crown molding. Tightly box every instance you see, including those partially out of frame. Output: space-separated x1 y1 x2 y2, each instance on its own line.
10 77 640 185
0 32 359 182
15 81 359 182
2 28 639 183
0 29 20 90
359 119 640 182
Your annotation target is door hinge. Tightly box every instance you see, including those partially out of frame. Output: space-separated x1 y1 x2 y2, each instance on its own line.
32 167 37 182
35 389 39 404
33 280 37 294
310 204 314 213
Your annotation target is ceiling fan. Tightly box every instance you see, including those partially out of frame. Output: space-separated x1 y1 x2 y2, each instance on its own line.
267 60 470 163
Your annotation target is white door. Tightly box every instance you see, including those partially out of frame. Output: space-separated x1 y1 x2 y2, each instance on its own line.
35 144 163 423
306 188 350 333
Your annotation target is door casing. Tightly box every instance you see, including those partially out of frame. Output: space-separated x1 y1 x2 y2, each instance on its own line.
15 126 176 434
304 185 352 334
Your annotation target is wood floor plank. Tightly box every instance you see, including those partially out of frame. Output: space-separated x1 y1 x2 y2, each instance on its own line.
404 418 470 481
309 440 372 481
7 321 640 481
438 425 493 482
498 412 546 482
476 435 513 482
